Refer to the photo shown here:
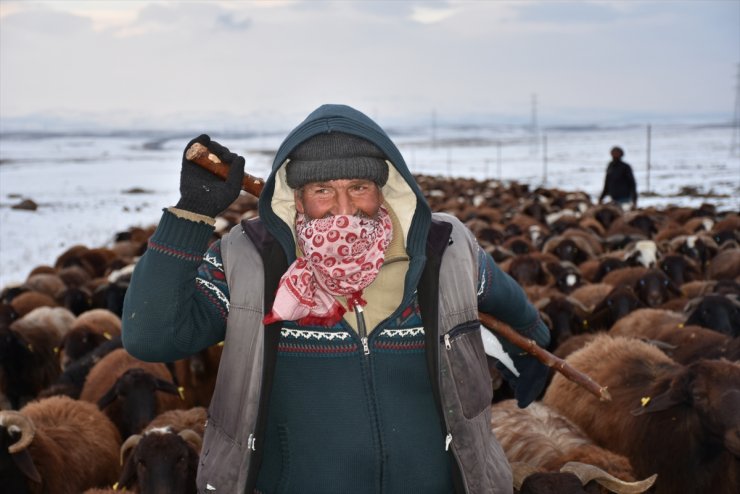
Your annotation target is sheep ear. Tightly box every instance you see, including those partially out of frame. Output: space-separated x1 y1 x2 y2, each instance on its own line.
667 278 683 296
118 453 137 488
153 378 180 396
97 383 119 410
12 449 42 484
631 370 691 416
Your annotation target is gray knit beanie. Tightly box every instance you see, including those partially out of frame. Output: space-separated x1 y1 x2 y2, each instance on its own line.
285 132 389 189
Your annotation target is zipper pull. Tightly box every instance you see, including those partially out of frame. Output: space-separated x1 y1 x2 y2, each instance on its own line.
354 301 370 356
247 433 256 451
444 333 451 350
445 433 453 451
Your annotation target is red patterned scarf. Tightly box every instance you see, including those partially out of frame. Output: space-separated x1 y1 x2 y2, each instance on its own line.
264 205 393 327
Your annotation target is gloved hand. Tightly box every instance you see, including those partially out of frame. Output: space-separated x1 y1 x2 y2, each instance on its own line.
175 134 246 217
495 353 550 408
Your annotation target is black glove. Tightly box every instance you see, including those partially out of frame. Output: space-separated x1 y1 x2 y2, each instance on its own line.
175 134 246 217
495 353 550 408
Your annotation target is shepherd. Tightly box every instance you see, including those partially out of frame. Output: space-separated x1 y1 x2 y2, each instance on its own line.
122 104 551 494
598 146 638 208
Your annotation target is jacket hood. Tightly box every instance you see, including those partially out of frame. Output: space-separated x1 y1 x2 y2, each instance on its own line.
258 104 431 263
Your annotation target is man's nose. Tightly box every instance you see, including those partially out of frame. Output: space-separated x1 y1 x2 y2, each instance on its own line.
333 190 355 215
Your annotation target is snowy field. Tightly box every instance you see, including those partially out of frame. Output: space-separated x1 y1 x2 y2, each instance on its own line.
1 121 738 288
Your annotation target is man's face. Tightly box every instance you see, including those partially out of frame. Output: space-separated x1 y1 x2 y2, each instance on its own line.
295 179 383 220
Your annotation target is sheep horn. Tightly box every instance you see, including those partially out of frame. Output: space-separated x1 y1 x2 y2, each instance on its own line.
1 410 36 454
564 295 593 314
178 428 203 452
120 434 142 466
510 461 542 490
560 461 658 493
682 296 703 315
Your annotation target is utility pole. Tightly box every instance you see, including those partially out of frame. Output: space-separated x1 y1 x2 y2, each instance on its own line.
530 93 539 156
431 109 437 150
732 63 740 157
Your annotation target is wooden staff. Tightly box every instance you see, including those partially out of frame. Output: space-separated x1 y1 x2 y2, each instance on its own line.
479 312 612 402
187 140 610 402
186 142 265 197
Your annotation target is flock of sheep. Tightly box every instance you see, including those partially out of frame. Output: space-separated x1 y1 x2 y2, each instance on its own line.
0 174 738 493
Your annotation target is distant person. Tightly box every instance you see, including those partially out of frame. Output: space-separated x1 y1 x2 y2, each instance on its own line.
598 146 637 208
122 104 550 493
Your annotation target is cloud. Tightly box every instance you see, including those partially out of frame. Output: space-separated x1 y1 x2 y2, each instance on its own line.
1 6 92 35
410 5 458 24
512 0 624 24
101 2 252 37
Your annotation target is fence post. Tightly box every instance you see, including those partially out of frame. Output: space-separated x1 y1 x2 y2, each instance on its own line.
646 124 652 193
542 134 548 186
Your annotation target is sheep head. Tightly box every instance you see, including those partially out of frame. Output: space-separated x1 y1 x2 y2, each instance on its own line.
97 368 181 439
631 359 740 458
119 427 201 494
0 410 42 486
684 294 740 338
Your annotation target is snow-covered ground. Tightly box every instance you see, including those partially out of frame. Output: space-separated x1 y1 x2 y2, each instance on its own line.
1 121 738 288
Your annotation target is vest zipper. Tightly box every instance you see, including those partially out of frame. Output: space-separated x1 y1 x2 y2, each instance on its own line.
354 302 370 356
351 301 384 489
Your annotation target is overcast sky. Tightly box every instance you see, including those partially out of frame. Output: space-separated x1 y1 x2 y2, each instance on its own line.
1 0 738 129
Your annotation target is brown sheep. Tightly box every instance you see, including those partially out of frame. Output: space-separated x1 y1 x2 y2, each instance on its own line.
60 308 122 369
611 321 740 364
600 266 648 290
0 395 121 494
80 348 185 439
543 334 740 494
657 253 702 286
9 292 58 319
584 285 644 331
608 308 685 337
632 269 682 308
667 233 718 269
683 293 740 337
117 427 202 494
54 245 119 279
145 406 207 436
541 233 598 265
707 248 740 281
569 283 614 310
491 400 636 479
22 273 66 300
117 407 207 494
1 307 74 408
172 344 223 408
39 335 123 400
534 296 591 349
578 256 628 283
491 400 656 494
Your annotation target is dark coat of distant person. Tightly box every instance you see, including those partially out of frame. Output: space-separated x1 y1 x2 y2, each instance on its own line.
599 146 637 207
